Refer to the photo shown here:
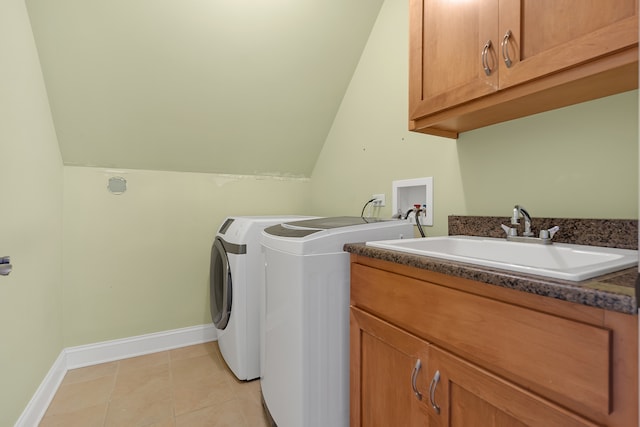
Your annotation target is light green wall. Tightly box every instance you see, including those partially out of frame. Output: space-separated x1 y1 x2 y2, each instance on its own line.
0 0 64 425
310 0 465 237
25 0 384 177
62 166 312 346
311 0 638 235
458 91 638 218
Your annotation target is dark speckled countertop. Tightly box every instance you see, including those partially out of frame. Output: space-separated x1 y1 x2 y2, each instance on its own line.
344 216 639 315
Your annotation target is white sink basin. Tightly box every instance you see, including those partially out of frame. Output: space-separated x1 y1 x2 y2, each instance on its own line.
366 236 638 281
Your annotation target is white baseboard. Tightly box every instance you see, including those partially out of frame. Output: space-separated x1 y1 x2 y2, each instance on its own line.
15 324 217 427
14 351 67 427
65 323 217 369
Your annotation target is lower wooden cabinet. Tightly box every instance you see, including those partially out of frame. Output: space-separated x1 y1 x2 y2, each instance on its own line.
350 307 429 427
427 346 597 427
351 306 597 427
349 254 638 427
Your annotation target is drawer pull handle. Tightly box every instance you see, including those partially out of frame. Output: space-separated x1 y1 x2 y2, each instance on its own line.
411 359 422 400
501 30 513 67
481 40 492 76
429 370 441 414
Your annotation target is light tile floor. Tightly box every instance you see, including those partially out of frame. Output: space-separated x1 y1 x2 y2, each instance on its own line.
39 342 270 427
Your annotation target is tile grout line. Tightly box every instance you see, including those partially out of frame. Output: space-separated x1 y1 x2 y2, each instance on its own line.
168 349 177 424
101 361 119 427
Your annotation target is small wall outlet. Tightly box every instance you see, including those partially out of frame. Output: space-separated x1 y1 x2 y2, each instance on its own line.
371 193 386 207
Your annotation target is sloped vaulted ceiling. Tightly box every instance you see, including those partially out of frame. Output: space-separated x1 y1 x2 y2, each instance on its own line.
26 0 384 177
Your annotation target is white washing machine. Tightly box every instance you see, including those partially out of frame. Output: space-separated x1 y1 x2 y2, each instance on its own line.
209 215 313 381
260 216 414 427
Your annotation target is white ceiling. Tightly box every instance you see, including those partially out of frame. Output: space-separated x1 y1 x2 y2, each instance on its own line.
26 0 384 177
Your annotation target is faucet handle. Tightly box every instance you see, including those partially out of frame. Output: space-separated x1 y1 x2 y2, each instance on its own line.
539 226 560 240
501 224 518 237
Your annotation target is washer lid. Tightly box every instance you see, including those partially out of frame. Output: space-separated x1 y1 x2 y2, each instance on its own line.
263 216 393 237
262 216 414 255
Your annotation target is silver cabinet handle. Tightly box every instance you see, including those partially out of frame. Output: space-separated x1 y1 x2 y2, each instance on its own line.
0 256 12 276
481 40 492 76
429 369 441 414
411 359 422 400
501 30 513 67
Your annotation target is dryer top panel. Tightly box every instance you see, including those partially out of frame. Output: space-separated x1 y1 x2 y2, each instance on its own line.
217 215 317 245
218 218 235 234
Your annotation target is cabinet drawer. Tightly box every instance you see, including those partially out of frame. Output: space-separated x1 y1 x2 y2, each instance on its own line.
351 263 612 418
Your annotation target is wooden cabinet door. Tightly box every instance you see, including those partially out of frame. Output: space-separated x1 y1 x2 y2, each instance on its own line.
409 0 499 122
350 307 430 427
498 0 639 89
426 346 599 427
408 0 638 136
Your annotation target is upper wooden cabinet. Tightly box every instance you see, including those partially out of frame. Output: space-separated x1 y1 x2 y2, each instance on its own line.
409 0 639 138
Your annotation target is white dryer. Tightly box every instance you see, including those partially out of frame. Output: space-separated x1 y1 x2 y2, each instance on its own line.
260 216 414 427
210 215 312 381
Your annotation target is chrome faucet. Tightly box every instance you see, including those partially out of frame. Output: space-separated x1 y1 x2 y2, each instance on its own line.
511 205 534 237
501 204 560 244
